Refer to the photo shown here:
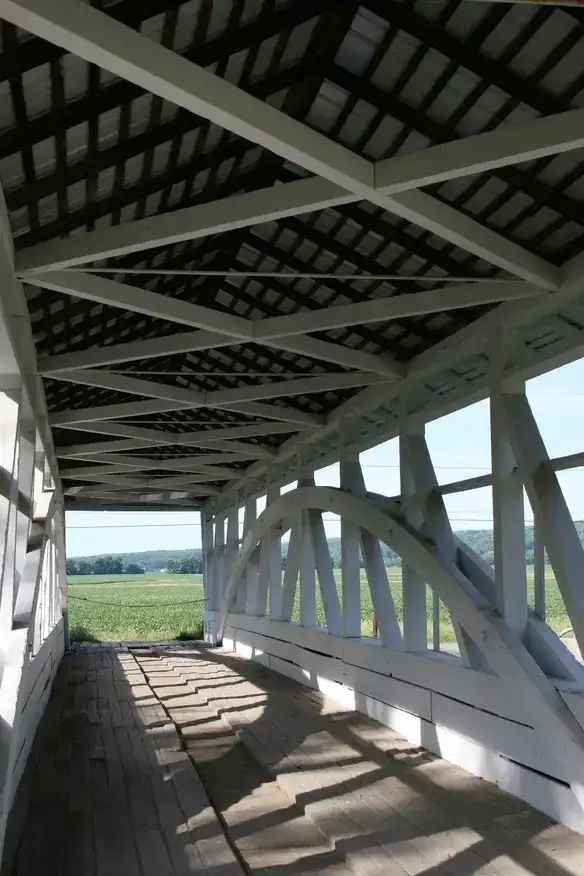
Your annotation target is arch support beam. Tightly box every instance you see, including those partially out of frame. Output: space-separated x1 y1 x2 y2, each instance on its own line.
217 484 584 811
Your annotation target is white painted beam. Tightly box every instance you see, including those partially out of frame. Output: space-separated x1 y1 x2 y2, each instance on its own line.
402 430 489 670
340 455 361 639
504 392 584 658
279 514 301 622
60 454 251 476
265 485 283 620
57 439 167 458
151 438 274 458
213 511 226 606
46 369 388 422
18 177 351 274
36 279 540 379
376 108 584 194
299 509 316 628
224 504 243 614
56 424 287 454
0 0 374 190
207 372 390 406
218 485 584 811
205 400 322 427
52 420 275 457
67 489 201 505
38 327 400 379
308 509 342 636
399 427 428 652
267 337 402 378
48 369 202 405
37 331 235 374
59 464 147 478
26 279 427 383
340 457 402 648
295 476 317 629
371 189 559 289
255 281 542 338
60 455 244 477
49 397 299 427
9 0 559 286
73 471 236 487
19 180 556 290
27 271 250 337
211 251 584 515
242 498 258 615
50 398 195 425
490 332 528 637
533 521 546 621
202 511 216 613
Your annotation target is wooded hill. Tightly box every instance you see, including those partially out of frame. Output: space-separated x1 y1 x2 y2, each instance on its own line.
68 522 573 574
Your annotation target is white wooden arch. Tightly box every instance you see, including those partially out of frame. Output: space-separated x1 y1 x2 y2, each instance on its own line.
218 484 584 810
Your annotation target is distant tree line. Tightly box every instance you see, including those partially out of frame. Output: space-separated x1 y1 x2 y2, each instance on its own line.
67 555 145 576
67 551 205 576
69 548 203 573
68 520 573 578
166 553 204 574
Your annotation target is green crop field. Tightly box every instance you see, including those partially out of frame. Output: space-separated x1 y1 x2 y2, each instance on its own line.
67 566 572 645
68 573 206 642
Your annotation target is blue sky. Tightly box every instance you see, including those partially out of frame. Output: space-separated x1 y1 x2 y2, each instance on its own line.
65 358 584 557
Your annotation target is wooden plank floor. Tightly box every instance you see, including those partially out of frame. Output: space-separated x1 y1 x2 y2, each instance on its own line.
5 644 584 876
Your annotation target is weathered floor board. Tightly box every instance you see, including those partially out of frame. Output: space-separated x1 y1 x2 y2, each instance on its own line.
5 643 584 876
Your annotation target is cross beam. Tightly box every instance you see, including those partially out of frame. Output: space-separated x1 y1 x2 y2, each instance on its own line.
33 272 541 377
46 371 388 425
6 0 574 287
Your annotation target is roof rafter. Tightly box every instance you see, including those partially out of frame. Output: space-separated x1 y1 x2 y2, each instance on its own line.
61 457 248 477
45 370 389 420
8 0 564 287
65 472 234 490
0 0 329 151
67 488 208 503
33 272 540 376
56 420 305 455
30 270 403 377
52 420 277 458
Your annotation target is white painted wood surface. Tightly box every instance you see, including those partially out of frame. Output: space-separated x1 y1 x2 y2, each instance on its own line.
223 618 584 832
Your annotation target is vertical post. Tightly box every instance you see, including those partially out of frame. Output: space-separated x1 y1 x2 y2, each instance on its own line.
53 505 70 650
432 593 441 652
341 455 402 648
267 485 282 619
13 423 35 615
226 504 243 612
502 390 584 655
400 424 427 652
201 509 217 643
403 431 488 669
0 390 20 652
308 509 342 636
255 485 281 617
242 498 257 615
533 519 546 621
279 514 301 622
299 510 316 627
340 453 361 638
295 475 316 627
490 330 528 638
202 510 215 608
213 511 225 604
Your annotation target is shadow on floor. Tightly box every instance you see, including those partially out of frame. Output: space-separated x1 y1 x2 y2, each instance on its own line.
3 643 583 876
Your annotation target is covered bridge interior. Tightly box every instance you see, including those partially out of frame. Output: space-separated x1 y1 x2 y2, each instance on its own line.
3 0 584 872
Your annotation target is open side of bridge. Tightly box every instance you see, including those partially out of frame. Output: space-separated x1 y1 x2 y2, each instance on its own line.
3 0 584 872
